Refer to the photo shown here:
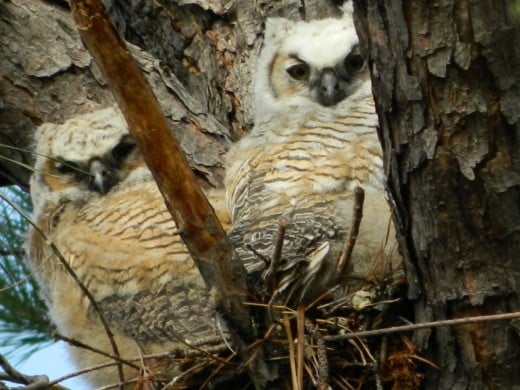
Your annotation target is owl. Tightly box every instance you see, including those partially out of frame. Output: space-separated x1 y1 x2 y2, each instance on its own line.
26 107 235 388
225 14 399 309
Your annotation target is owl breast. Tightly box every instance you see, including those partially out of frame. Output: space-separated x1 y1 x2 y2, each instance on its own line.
226 89 393 305
229 93 382 219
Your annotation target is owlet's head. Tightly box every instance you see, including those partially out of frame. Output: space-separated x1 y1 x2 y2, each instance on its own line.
30 107 147 213
254 14 369 121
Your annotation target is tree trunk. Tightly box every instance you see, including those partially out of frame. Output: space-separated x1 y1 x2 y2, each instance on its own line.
5 0 520 387
353 1 520 388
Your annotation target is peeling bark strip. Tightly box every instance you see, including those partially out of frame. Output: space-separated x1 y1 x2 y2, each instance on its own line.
68 0 253 342
354 1 520 389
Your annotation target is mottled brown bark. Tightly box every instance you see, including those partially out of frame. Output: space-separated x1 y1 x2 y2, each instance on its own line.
354 1 520 388
68 0 275 386
0 0 341 189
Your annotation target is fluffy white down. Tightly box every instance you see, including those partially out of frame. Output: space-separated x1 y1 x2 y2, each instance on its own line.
253 14 360 124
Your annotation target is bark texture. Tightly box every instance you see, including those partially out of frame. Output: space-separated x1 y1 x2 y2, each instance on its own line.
68 0 269 384
0 0 341 189
353 1 520 388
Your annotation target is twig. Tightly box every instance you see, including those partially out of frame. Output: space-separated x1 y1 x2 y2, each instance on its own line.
265 219 287 293
283 312 299 390
68 0 268 386
199 351 239 389
53 333 139 370
47 350 192 387
0 194 124 385
334 186 365 282
375 336 387 390
0 353 69 390
296 305 305 390
324 311 520 341
265 220 288 322
0 143 93 179
52 360 145 390
156 360 207 390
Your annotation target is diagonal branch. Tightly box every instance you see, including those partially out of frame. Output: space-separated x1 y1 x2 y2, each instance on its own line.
68 0 252 341
67 0 274 387
0 353 69 390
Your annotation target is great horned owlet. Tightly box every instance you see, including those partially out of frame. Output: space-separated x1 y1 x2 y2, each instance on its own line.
225 13 399 308
26 107 234 388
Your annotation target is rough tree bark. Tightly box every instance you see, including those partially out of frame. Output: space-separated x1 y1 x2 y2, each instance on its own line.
354 1 520 389
0 0 341 189
4 0 520 388
0 0 342 386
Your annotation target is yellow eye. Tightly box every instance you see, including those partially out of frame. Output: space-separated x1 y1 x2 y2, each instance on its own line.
286 62 310 81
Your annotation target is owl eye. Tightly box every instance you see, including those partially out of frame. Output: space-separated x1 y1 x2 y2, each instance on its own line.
286 62 310 81
112 140 137 160
344 53 365 73
54 160 81 174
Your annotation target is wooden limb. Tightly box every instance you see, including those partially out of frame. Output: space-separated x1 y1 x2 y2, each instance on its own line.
264 219 287 293
68 0 272 387
304 318 329 389
0 353 69 390
334 186 365 281
324 311 520 341
283 312 299 390
296 305 305 390
69 0 252 340
53 333 139 370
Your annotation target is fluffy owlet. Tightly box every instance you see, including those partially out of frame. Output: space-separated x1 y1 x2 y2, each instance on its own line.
225 14 398 308
26 107 234 388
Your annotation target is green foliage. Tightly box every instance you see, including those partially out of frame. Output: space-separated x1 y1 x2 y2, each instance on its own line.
0 186 53 360
513 1 520 21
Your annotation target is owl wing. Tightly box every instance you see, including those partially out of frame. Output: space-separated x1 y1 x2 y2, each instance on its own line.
226 101 393 307
228 190 347 305
52 181 231 352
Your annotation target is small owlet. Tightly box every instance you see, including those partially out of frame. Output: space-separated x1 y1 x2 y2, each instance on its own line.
26 107 234 388
225 13 399 308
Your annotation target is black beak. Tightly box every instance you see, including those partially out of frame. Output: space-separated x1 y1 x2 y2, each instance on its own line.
317 68 347 106
88 160 119 194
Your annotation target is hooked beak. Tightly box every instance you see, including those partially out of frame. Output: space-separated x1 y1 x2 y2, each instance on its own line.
317 68 346 107
88 160 119 194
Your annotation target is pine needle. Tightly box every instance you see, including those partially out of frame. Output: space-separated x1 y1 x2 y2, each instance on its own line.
0 187 53 360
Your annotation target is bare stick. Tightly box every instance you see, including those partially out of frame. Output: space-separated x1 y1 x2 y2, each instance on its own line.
53 333 139 370
283 312 299 390
67 0 271 387
265 219 287 292
0 353 69 390
68 0 251 340
48 349 230 387
334 186 365 281
324 311 520 341
296 305 305 390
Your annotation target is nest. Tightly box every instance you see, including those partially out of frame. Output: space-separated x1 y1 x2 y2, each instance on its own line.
132 267 421 390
